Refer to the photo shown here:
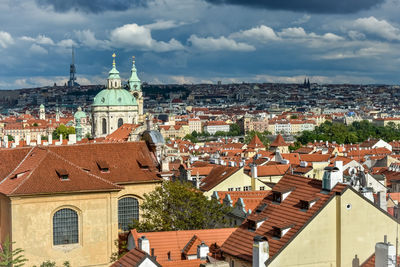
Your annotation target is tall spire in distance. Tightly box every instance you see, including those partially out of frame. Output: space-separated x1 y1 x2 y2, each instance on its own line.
67 46 79 88
128 55 141 91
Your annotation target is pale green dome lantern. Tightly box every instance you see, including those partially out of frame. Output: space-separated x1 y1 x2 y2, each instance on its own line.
128 56 141 91
108 53 121 80
74 107 86 120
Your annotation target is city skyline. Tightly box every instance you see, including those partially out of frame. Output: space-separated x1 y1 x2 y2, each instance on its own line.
1 0 400 89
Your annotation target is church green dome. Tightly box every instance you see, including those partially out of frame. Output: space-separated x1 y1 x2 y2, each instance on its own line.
74 107 86 119
92 89 137 106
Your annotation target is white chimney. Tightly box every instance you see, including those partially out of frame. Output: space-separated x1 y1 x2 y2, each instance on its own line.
37 135 41 145
48 134 52 145
375 235 396 267
197 242 209 260
377 191 387 211
322 161 343 191
3 135 8 148
14 135 20 146
300 161 307 167
68 134 76 144
138 236 150 254
59 134 63 143
252 236 269 267
251 164 258 178
26 134 31 146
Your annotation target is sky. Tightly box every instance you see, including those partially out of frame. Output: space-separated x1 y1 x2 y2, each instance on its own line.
1 0 400 89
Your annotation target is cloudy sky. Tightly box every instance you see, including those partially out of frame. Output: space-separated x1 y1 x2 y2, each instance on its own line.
0 0 400 88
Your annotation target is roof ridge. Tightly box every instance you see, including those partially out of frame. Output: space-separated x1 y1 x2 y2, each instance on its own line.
10 148 48 194
46 149 123 189
0 147 35 185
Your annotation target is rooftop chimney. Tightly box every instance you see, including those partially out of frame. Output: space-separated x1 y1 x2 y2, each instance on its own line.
251 164 258 179
375 235 396 267
197 242 209 260
322 161 343 191
14 135 20 146
138 236 150 254
37 135 41 145
26 134 31 146
48 134 52 145
252 236 269 267
377 191 387 211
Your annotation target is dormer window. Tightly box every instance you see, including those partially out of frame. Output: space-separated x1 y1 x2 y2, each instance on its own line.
56 169 69 180
255 203 267 214
247 216 268 232
96 160 110 172
299 196 319 211
273 222 294 239
272 186 295 204
137 159 149 169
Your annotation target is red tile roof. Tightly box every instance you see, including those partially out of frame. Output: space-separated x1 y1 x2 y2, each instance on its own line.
129 228 236 265
221 174 348 263
200 166 240 191
110 248 161 267
105 123 141 142
247 135 265 150
217 191 270 212
254 164 290 177
0 142 161 196
270 134 289 147
299 154 331 162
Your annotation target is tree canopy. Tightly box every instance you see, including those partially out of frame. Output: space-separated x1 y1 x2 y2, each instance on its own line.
0 236 27 267
130 181 232 232
52 124 75 140
297 120 400 145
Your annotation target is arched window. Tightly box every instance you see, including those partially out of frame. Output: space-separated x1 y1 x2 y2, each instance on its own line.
102 118 107 134
53 208 78 245
118 118 123 128
118 197 139 231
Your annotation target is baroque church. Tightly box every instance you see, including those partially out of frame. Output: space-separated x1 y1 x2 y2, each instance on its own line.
92 53 144 138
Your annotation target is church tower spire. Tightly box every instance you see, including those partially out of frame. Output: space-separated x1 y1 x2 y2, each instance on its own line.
128 56 141 92
107 53 121 89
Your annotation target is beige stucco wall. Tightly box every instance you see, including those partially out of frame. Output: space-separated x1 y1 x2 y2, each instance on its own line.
339 189 399 267
6 181 161 267
10 191 119 267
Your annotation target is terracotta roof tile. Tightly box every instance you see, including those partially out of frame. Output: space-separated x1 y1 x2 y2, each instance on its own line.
270 134 289 147
110 248 160 267
247 135 265 150
200 166 240 191
130 228 236 265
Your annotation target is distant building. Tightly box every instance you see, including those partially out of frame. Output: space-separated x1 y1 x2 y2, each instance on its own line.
203 121 230 135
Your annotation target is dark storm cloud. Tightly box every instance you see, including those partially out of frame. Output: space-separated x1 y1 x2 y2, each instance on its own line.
204 0 384 14
35 0 150 13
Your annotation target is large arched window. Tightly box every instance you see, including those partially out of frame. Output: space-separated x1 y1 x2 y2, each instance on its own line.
53 208 78 245
118 197 139 231
102 118 107 134
118 118 123 128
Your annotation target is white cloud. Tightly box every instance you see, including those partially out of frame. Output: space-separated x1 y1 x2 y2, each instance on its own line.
20 34 54 45
57 39 76 47
348 30 366 40
352 16 400 41
278 27 343 43
230 25 279 43
0 31 14 48
75 30 109 49
188 35 255 51
29 44 48 55
110 23 184 52
144 20 187 30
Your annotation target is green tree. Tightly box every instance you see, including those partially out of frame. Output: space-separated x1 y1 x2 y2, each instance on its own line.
52 125 75 140
290 115 298 119
131 181 232 232
33 260 70 267
183 133 198 143
229 123 241 136
33 123 38 127
6 135 14 142
0 236 27 267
